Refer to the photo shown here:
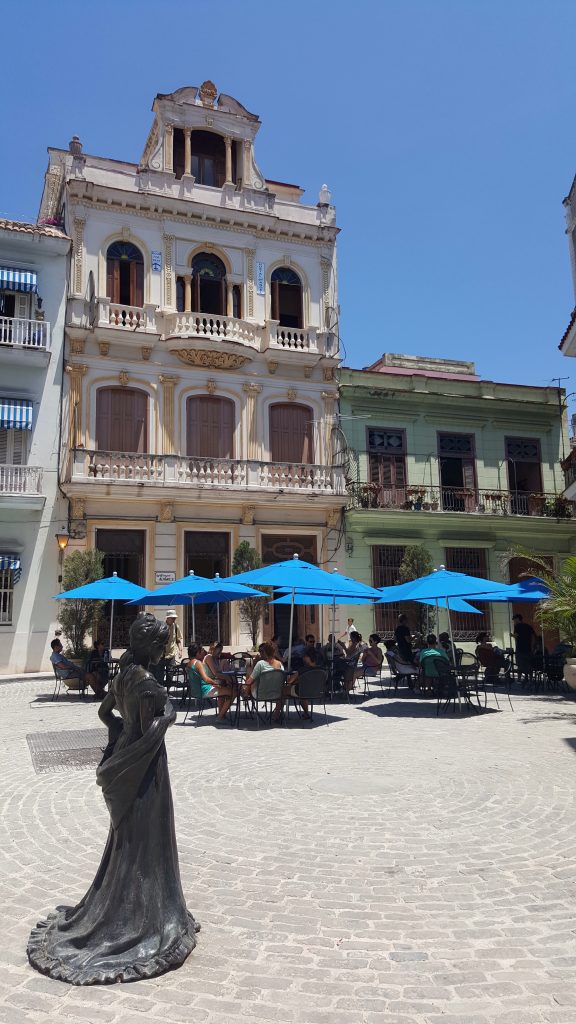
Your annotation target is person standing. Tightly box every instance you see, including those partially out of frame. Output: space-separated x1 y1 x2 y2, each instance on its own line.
338 617 357 643
394 613 414 663
153 610 183 685
513 613 536 681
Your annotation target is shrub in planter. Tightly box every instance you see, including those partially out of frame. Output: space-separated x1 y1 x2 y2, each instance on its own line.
57 549 105 659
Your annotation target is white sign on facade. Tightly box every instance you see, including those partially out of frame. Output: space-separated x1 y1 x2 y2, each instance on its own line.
155 570 176 585
255 260 265 295
151 251 162 272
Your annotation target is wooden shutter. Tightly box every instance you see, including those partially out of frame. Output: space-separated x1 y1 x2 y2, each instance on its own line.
462 459 476 490
0 429 8 464
270 404 314 464
106 259 120 303
11 430 26 465
130 260 144 307
96 388 147 453
187 397 234 458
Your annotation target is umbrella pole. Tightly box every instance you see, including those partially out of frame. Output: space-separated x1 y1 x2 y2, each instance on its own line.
287 588 295 670
331 597 336 698
217 602 220 644
192 599 196 644
108 600 114 656
446 597 461 708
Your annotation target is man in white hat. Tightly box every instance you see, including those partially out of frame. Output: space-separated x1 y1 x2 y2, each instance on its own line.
153 609 183 684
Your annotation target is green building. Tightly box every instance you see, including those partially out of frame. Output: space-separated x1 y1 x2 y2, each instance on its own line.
340 353 574 647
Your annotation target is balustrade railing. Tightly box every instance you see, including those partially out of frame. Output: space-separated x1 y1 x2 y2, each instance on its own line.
0 465 43 494
72 449 343 494
347 482 573 518
0 317 50 350
104 304 148 329
268 324 317 352
163 312 261 347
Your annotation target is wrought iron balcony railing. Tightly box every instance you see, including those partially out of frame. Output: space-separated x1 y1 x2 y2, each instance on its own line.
347 482 573 519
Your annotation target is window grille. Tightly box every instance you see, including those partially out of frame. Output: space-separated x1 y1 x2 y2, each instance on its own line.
444 548 491 639
438 434 474 455
372 545 405 634
368 429 405 453
0 569 14 624
505 438 541 461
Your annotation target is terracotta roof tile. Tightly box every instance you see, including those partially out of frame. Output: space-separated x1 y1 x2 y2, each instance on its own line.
559 307 576 351
0 218 70 240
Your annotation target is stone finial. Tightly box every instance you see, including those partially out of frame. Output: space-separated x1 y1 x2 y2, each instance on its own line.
69 136 83 156
318 184 331 205
199 80 217 107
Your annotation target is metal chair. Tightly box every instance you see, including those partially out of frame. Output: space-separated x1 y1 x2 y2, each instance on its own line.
286 669 328 723
51 665 89 701
251 670 287 727
166 664 188 706
385 652 419 694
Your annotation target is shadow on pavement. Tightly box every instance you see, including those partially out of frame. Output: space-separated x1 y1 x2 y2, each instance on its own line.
358 700 500 719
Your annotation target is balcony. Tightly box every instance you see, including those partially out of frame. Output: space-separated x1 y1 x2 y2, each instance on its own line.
163 311 261 350
0 465 44 509
347 483 574 519
68 449 345 497
0 317 51 365
97 301 159 335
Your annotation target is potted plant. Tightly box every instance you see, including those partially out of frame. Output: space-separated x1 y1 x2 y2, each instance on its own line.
57 549 105 662
406 486 426 511
429 490 439 511
512 553 576 689
528 493 546 516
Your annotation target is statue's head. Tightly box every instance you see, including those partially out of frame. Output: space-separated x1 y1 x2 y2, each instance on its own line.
129 613 169 666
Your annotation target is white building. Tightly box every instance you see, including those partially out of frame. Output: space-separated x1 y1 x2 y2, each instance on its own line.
560 174 576 359
0 219 70 673
38 81 344 649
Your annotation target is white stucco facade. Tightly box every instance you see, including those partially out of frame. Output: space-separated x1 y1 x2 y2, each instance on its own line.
38 81 344 650
0 221 70 673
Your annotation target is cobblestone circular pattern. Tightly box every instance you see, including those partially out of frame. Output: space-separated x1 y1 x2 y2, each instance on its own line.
1 677 576 1023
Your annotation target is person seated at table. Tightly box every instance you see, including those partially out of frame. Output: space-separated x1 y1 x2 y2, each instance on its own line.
184 643 234 722
418 634 451 678
50 639 101 698
243 641 297 721
323 634 346 660
342 631 367 692
361 634 384 677
475 632 508 678
85 639 110 695
438 631 457 665
203 641 230 684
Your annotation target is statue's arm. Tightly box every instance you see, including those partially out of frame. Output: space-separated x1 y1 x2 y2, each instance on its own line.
98 688 117 726
139 690 156 734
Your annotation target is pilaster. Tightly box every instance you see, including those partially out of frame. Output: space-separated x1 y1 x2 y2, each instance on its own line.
65 363 88 448
243 382 263 459
159 374 179 454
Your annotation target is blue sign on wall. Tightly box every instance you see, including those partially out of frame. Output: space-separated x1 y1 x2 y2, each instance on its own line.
151 251 162 272
255 260 265 295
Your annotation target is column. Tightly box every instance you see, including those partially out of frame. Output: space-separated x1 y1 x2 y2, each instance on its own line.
243 140 252 187
159 375 179 454
224 136 233 184
73 218 85 295
163 235 174 308
226 282 234 317
184 275 192 312
321 390 336 467
164 125 174 172
65 363 88 449
243 382 263 460
184 128 191 176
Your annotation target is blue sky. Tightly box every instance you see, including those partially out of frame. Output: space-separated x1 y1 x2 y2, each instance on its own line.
1 0 575 393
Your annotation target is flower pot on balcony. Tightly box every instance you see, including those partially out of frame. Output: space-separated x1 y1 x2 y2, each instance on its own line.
564 658 576 690
430 501 439 511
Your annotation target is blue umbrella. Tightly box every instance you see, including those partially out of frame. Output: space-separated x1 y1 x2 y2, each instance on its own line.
53 572 149 652
378 568 508 603
128 570 263 641
270 593 481 614
223 554 382 667
470 578 550 602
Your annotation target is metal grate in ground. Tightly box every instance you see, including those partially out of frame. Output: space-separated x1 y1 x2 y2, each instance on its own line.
26 728 107 774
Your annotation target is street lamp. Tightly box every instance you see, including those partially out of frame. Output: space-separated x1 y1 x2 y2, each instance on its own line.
55 528 70 585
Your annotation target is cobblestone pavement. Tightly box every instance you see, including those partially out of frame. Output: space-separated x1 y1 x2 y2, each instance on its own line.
2 677 576 1024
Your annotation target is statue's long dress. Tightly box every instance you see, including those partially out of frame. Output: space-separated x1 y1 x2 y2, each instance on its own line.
27 666 198 985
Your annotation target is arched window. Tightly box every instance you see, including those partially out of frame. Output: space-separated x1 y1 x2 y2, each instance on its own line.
187 396 234 459
191 130 226 187
191 252 226 315
271 267 303 329
269 403 314 464
106 242 144 307
96 387 148 453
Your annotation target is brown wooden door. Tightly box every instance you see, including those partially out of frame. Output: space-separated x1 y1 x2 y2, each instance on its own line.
106 259 120 303
96 388 148 452
269 403 313 464
186 396 234 458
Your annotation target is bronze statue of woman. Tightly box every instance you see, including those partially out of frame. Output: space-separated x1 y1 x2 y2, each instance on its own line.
28 613 199 984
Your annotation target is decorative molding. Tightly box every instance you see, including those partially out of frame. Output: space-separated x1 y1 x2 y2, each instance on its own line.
64 363 88 448
321 257 331 329
323 366 335 382
304 365 313 379
119 370 129 386
73 217 85 294
199 80 217 107
242 382 263 395
245 248 255 318
65 362 88 376
70 338 85 355
243 382 263 460
163 234 174 308
267 360 279 375
287 389 297 402
206 378 217 395
241 505 256 526
159 502 174 523
71 497 86 520
158 374 180 385
141 346 152 361
327 509 340 529
98 341 110 356
164 124 174 173
175 349 251 370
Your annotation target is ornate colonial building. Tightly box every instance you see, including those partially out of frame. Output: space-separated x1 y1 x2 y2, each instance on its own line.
39 82 344 647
